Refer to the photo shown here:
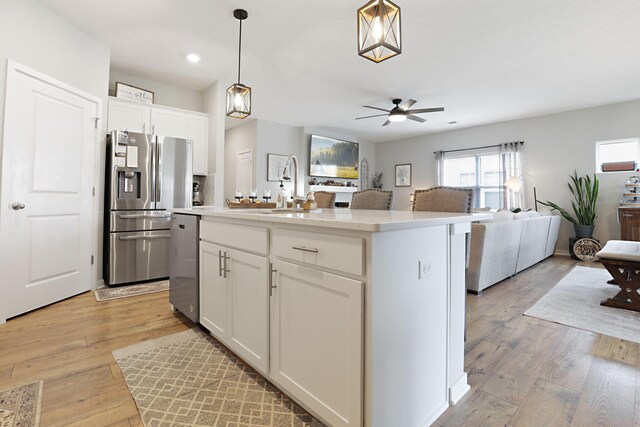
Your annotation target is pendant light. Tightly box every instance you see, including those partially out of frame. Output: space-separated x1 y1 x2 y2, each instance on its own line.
357 0 401 63
226 9 251 119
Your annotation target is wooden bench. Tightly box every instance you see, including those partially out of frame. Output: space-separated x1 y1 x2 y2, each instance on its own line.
598 240 640 312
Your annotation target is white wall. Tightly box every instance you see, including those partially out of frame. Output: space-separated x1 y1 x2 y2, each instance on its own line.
109 69 203 112
375 99 640 253
224 120 376 202
0 0 111 307
225 120 258 201
202 81 226 206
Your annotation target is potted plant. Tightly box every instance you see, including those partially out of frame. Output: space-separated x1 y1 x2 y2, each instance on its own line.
539 171 599 239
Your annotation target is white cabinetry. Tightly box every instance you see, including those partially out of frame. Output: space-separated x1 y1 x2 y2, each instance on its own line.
188 114 209 175
199 229 269 374
271 260 363 427
107 98 209 175
151 107 188 139
107 99 150 133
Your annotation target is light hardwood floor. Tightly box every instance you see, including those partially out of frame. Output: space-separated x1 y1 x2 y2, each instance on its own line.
0 257 638 426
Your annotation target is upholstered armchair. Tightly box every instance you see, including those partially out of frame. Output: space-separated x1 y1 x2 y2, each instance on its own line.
314 191 336 209
350 189 393 210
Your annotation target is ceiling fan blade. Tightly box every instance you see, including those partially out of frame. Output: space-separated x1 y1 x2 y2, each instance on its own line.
399 99 417 110
355 113 389 120
363 105 390 113
405 107 445 114
406 114 426 123
382 120 391 127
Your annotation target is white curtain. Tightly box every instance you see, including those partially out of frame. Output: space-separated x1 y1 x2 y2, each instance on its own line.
434 150 444 186
500 142 524 209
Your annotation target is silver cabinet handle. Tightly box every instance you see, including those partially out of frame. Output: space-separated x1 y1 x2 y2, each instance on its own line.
218 250 223 277
142 123 146 134
269 262 278 296
119 213 171 219
223 251 230 278
623 213 633 217
292 246 319 254
152 124 155 134
11 202 25 210
118 234 170 240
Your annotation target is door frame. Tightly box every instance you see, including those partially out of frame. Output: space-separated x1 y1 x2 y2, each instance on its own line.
0 60 103 324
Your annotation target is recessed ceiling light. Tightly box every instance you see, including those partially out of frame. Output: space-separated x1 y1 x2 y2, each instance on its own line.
186 54 201 63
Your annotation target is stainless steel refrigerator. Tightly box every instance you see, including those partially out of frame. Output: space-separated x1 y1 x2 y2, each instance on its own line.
104 130 192 286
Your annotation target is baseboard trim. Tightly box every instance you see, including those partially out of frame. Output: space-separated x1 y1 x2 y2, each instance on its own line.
554 249 571 257
95 279 105 291
449 372 471 405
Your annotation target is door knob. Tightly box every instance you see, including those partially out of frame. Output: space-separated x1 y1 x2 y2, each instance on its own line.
11 202 25 210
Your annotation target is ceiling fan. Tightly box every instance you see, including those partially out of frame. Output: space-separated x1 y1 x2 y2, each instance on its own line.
355 98 444 126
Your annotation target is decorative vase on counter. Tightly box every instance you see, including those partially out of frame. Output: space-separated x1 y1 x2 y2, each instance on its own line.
574 224 595 239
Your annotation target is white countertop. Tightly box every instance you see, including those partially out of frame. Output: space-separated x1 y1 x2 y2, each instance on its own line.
170 207 491 232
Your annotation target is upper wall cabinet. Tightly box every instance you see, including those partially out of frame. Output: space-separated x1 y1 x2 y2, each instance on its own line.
151 107 188 139
107 99 151 134
107 97 209 175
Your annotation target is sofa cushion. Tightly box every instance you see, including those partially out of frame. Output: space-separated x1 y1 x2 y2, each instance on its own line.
480 211 514 223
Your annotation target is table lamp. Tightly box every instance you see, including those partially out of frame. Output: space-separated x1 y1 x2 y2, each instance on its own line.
504 174 538 211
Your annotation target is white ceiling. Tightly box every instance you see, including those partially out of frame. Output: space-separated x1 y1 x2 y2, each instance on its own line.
39 0 640 142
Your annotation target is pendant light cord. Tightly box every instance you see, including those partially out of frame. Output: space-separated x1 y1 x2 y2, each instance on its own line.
237 19 242 84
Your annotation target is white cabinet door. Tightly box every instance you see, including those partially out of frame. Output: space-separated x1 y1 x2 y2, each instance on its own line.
271 261 363 427
227 249 269 374
107 100 150 133
188 114 209 175
151 107 188 138
199 241 229 341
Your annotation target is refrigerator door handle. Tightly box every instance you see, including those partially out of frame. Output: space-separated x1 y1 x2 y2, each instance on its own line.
118 234 171 241
156 140 162 204
150 140 156 203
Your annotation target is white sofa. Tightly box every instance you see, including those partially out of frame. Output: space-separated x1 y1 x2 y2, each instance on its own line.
466 211 561 294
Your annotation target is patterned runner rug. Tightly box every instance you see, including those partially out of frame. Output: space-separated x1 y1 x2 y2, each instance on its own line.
525 265 640 343
0 381 43 427
113 328 321 426
94 280 169 302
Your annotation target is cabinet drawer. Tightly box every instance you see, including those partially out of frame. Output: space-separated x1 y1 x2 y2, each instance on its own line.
272 228 364 276
200 220 268 255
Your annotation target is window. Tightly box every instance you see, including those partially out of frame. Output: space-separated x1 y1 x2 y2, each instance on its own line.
441 148 514 209
595 138 639 172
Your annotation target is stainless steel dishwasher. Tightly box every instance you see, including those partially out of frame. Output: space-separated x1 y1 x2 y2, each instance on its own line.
169 213 199 322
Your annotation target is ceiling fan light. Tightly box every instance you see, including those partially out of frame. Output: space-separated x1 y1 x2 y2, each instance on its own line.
388 112 406 122
357 0 401 63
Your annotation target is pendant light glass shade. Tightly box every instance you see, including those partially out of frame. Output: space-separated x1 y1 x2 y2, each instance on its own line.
226 83 251 119
227 9 251 119
357 0 401 63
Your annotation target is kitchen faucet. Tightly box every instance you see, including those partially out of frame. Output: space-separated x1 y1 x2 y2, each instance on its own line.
282 155 305 206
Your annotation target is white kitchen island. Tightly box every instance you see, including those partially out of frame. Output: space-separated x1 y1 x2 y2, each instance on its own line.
170 207 489 427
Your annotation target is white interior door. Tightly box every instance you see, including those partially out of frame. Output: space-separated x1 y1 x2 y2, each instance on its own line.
236 150 253 194
0 62 99 321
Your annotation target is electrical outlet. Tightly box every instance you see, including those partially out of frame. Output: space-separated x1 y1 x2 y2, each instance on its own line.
418 260 433 280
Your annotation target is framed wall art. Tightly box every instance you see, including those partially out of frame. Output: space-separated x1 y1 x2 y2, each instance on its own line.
395 163 412 187
115 82 154 104
267 153 289 182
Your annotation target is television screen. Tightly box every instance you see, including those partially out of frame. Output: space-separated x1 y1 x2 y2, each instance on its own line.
309 135 359 179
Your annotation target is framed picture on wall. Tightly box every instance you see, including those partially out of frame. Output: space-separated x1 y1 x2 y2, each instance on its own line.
115 82 154 104
395 164 412 187
267 153 289 182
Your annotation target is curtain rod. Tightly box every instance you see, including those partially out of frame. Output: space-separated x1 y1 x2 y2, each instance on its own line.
433 141 524 155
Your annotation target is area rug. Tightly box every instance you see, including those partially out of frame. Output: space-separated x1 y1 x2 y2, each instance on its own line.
94 280 169 302
0 381 43 427
113 328 321 427
525 266 640 344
